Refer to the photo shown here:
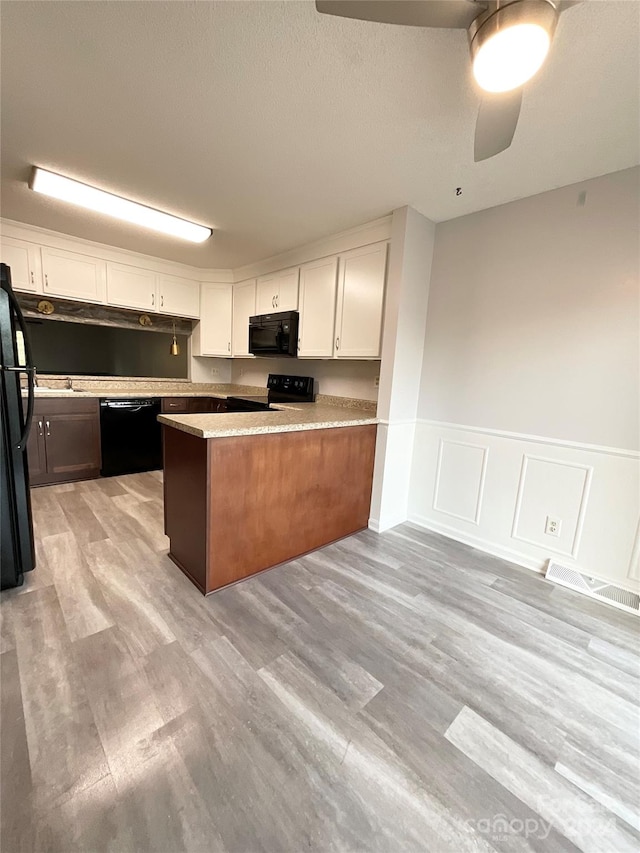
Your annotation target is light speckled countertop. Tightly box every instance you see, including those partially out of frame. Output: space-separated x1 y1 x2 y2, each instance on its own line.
158 403 378 439
23 381 259 400
22 379 377 413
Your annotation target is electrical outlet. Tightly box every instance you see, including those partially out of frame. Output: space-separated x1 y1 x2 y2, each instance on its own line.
211 367 220 378
545 516 561 537
374 376 380 388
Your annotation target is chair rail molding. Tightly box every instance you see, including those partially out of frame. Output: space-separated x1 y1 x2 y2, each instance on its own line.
416 419 640 460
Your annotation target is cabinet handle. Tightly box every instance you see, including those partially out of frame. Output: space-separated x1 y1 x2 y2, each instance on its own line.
276 295 279 308
161 295 164 308
336 337 340 350
271 296 275 308
45 420 51 437
44 273 49 288
228 341 231 352
30 271 35 285
38 420 43 437
152 293 155 306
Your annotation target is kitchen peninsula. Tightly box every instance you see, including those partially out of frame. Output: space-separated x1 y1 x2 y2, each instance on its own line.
159 404 378 594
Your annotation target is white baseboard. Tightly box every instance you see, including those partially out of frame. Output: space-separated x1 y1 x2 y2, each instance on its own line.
407 513 546 575
368 516 406 534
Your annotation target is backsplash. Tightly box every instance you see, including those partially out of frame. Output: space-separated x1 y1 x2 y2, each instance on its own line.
231 358 380 402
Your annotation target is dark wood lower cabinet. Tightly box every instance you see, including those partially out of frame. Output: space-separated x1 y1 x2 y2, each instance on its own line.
162 397 227 414
25 395 226 488
26 416 47 481
163 423 377 595
26 398 101 487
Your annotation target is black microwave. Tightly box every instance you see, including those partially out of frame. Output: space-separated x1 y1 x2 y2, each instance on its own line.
249 311 299 357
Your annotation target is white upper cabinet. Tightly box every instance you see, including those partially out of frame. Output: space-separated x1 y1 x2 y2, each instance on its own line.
193 283 233 357
41 247 106 303
232 280 256 357
335 242 387 359
106 262 157 312
158 274 200 319
277 268 300 312
298 257 339 358
256 267 299 314
0 236 42 293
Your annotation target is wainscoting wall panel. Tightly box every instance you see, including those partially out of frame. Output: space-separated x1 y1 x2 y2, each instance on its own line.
409 421 640 591
433 439 488 525
511 455 592 558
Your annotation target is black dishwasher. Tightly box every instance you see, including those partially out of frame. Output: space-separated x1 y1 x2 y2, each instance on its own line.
100 398 162 477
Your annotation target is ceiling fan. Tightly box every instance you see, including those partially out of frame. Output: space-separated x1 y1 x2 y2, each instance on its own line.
315 0 579 161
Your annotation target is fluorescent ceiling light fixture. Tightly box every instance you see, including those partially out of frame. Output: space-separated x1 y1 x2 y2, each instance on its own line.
30 168 212 243
469 0 557 94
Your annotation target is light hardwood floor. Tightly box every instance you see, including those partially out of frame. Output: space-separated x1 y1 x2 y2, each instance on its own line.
1 472 638 852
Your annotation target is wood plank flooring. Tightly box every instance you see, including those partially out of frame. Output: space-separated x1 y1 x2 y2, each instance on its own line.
1 473 638 852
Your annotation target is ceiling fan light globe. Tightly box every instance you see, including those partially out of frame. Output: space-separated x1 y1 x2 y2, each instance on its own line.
473 23 551 93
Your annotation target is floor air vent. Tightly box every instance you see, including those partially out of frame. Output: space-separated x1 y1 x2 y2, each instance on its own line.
546 561 640 616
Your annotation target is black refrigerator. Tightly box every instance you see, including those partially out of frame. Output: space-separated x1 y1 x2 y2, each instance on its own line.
1 263 36 588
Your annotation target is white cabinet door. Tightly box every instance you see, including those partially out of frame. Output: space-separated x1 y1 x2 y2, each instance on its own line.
256 275 278 314
41 247 106 303
232 280 256 357
275 268 299 311
298 257 338 358
106 263 157 312
193 283 232 357
335 242 387 359
0 237 41 293
256 267 299 313
158 274 200 318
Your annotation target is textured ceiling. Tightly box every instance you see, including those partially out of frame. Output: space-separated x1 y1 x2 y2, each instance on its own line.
1 0 638 268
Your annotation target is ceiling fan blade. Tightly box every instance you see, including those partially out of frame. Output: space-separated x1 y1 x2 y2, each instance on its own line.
315 1 486 29
474 88 523 162
555 1 581 12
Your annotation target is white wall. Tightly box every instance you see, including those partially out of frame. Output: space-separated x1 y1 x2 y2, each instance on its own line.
418 167 640 450
370 206 435 531
190 354 232 384
409 167 640 590
231 357 379 400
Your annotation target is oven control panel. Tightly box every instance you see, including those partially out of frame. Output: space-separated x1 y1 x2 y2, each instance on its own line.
267 374 315 403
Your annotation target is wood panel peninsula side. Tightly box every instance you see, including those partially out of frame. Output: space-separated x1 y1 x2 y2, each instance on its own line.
160 404 378 594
